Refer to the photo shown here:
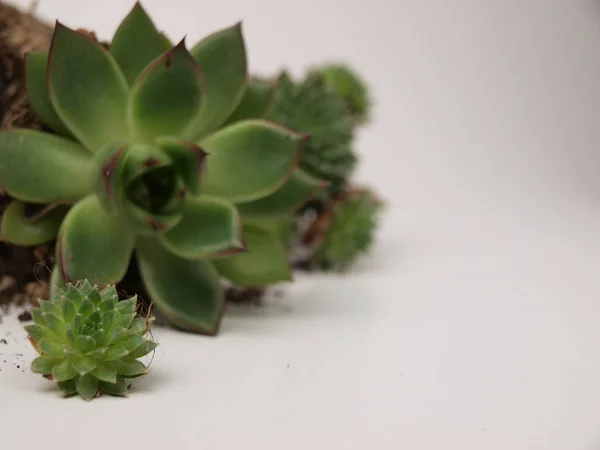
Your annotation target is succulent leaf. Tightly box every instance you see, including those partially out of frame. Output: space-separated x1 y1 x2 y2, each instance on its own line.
58 196 135 284
136 238 224 335
188 23 247 138
157 138 206 195
313 63 372 125
0 130 92 203
25 282 156 400
48 23 129 152
0 201 68 246
25 51 72 136
213 224 292 286
312 189 382 271
236 169 328 220
110 2 167 85
129 40 204 143
267 72 357 195
223 76 275 125
200 120 306 202
159 196 245 259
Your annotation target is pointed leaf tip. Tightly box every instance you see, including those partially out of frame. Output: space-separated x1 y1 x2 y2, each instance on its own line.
48 22 129 152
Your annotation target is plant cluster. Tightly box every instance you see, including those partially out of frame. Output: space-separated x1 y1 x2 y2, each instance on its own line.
1 2 382 339
26 281 156 400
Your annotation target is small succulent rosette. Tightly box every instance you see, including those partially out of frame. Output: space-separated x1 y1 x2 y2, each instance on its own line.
25 281 157 401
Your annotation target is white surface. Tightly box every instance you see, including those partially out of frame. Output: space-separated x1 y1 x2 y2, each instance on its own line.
2 0 600 449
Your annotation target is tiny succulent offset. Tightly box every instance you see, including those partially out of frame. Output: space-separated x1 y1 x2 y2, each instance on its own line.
25 281 156 401
0 3 328 335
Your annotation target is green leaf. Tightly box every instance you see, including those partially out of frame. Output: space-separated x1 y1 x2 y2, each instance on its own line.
57 379 77 396
128 340 158 359
114 333 145 352
136 238 224 335
91 362 117 384
236 169 328 220
129 317 147 335
112 358 147 377
223 76 275 125
48 23 129 152
76 374 100 401
76 335 96 353
24 324 50 342
100 375 128 397
25 51 72 136
51 359 77 381
31 355 60 374
91 143 129 213
159 196 245 259
200 120 306 202
129 40 204 143
42 312 66 336
110 2 166 85
157 138 207 195
0 130 92 203
103 346 128 361
213 224 292 286
72 355 97 375
116 298 137 316
188 23 247 138
38 338 64 357
58 196 134 284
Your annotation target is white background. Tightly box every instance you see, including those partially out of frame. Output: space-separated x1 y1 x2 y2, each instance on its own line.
2 0 600 449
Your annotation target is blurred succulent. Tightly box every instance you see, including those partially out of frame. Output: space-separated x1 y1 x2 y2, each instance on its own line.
306 188 382 271
0 3 326 335
266 72 356 198
25 281 156 401
311 63 372 125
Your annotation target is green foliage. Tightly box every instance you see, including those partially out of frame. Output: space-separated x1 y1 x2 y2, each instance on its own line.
266 72 357 197
312 189 382 271
312 64 372 125
24 281 157 401
0 3 326 335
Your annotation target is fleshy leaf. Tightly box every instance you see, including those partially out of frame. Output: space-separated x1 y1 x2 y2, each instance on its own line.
129 40 204 143
57 379 77 396
136 238 224 335
0 130 92 203
76 374 100 401
0 201 68 246
128 340 157 359
200 120 306 202
112 358 147 377
236 169 328 220
129 317 147 335
159 196 245 258
110 2 167 85
38 338 64 357
188 23 247 138
92 143 129 213
223 76 275 125
103 346 128 361
31 355 60 374
51 359 77 381
92 362 117 384
58 196 135 284
72 355 97 375
213 224 292 286
48 23 129 152
157 138 206 195
25 51 72 136
100 375 128 397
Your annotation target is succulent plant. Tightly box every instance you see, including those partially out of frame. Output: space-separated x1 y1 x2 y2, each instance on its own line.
25 281 156 401
311 64 372 125
266 72 357 198
0 3 326 335
307 188 382 271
